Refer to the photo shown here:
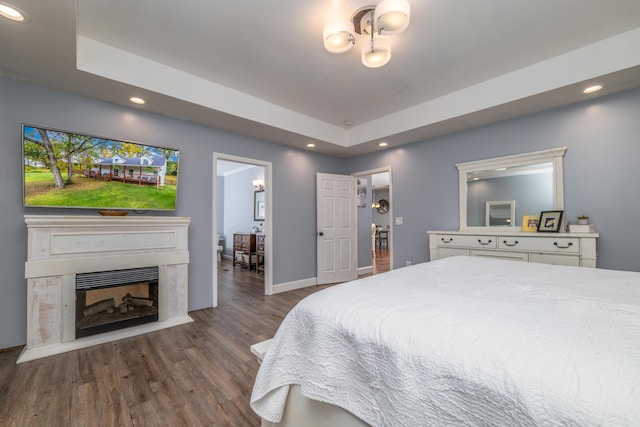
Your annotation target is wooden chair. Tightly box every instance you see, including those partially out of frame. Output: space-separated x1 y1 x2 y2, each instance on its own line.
378 229 389 248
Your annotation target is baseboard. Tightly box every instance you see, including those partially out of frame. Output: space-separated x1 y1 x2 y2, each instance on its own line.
358 265 373 275
271 277 317 294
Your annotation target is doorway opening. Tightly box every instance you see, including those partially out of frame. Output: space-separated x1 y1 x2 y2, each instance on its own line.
212 153 273 308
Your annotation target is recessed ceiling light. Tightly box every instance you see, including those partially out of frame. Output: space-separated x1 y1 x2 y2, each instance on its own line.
0 3 26 21
129 96 146 105
306 143 316 148
583 85 602 94
379 142 388 147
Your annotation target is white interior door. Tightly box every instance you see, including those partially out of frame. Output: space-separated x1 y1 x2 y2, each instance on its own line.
317 173 357 285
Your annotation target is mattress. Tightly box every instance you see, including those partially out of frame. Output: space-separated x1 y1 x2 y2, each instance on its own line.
251 256 640 426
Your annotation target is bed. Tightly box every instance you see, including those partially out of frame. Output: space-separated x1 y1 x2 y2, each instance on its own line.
250 256 640 426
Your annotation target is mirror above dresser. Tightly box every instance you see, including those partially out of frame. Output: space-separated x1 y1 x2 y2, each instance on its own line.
456 147 566 231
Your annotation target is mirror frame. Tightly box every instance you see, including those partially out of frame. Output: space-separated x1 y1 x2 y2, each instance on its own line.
456 147 566 231
254 190 265 221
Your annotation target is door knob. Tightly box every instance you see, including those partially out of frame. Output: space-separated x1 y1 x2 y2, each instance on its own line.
318 232 324 236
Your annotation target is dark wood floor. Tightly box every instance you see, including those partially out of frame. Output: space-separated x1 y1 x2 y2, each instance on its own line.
0 253 390 426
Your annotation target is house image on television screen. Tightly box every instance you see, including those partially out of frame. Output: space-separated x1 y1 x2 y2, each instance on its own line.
23 125 179 211
88 154 168 186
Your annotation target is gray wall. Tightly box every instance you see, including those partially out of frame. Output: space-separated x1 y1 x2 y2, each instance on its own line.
0 76 345 349
3 76 640 349
346 88 640 272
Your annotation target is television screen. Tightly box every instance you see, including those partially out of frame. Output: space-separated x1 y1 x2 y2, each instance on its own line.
22 124 179 211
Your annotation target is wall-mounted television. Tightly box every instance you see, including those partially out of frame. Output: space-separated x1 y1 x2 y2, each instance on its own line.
22 124 179 211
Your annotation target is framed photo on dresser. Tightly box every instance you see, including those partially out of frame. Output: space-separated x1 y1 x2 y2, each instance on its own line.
537 211 563 232
522 215 539 232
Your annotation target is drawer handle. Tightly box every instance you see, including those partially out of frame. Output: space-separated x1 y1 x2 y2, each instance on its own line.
554 242 573 249
441 238 453 243
478 239 493 245
502 240 519 247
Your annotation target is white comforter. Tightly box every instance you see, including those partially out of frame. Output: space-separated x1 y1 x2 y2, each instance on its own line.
250 257 640 426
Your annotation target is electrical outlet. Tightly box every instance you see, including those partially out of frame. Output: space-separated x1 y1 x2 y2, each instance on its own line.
395 217 403 225
406 261 412 266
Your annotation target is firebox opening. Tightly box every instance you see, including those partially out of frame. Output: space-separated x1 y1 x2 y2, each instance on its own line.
76 267 159 339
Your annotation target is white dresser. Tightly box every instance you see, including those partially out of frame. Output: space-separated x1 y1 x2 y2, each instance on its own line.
428 230 598 267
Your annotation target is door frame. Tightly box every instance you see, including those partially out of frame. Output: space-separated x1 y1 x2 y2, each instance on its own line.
212 153 273 307
352 166 393 272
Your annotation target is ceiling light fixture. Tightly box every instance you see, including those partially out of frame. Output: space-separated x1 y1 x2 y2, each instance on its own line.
129 96 146 105
322 0 410 68
379 142 388 147
306 143 316 148
252 178 265 190
0 2 26 21
583 85 603 94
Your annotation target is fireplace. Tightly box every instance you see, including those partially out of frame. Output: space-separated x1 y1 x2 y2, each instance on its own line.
76 267 159 338
20 215 192 363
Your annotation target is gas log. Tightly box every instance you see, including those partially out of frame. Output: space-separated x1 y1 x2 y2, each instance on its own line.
122 293 154 307
83 298 116 317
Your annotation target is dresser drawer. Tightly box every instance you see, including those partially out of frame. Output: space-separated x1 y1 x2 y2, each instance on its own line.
530 253 580 266
438 234 496 249
498 236 580 253
438 248 470 258
471 250 528 262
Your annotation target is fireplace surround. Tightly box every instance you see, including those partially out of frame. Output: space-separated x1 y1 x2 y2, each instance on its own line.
19 215 191 363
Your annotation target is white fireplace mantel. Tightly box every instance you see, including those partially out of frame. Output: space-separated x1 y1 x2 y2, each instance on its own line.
19 215 192 363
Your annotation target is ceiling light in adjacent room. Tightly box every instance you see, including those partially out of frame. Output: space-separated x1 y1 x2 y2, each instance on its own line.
129 96 146 105
583 85 602 94
252 179 265 190
306 143 316 148
379 142 388 147
0 3 25 21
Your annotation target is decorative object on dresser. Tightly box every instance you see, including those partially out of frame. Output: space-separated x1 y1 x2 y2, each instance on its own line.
521 215 539 232
537 210 564 232
569 214 596 232
485 200 515 227
233 232 257 271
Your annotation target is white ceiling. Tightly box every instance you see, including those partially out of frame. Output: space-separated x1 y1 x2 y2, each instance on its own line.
2 0 640 157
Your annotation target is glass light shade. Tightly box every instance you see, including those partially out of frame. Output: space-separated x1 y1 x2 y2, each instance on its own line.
361 36 391 68
375 0 410 34
0 3 25 21
323 20 355 53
